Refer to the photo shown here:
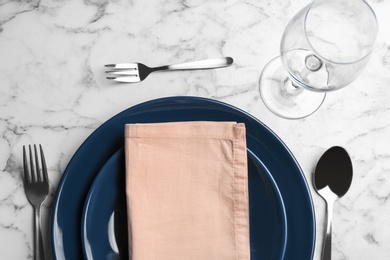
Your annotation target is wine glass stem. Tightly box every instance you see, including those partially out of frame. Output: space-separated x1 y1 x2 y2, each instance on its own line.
282 54 323 97
281 78 304 97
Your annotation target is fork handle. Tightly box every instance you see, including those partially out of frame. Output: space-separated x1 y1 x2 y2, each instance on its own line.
34 206 45 260
154 57 234 71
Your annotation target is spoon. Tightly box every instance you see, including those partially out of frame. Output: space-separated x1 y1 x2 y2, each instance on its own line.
314 146 353 260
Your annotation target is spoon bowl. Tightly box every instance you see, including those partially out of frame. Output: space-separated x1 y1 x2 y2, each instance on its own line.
314 146 353 260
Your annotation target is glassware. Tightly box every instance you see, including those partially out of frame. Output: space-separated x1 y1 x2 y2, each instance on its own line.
259 0 378 119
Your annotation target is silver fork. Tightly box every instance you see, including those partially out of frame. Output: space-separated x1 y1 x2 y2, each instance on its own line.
23 144 49 260
105 57 233 83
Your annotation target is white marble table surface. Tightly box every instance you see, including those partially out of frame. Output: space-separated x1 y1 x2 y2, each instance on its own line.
1 0 390 259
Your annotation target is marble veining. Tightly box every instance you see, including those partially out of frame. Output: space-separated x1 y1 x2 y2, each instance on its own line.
1 0 390 259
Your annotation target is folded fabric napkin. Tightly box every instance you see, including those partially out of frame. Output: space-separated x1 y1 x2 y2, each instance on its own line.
125 121 250 260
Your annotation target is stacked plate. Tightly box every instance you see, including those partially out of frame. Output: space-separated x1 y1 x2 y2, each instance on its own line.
51 97 315 260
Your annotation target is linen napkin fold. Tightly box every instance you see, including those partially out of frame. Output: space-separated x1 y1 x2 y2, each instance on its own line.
125 121 250 260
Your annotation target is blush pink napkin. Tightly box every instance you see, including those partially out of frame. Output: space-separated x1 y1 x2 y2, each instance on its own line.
125 121 250 260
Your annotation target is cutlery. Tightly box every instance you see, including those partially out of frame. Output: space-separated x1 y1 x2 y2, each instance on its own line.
105 57 233 83
23 144 49 260
314 146 353 260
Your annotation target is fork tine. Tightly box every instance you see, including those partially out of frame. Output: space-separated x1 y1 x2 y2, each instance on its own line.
23 145 31 183
104 63 138 69
39 144 49 184
29 145 37 183
34 145 42 182
106 76 141 83
105 70 138 75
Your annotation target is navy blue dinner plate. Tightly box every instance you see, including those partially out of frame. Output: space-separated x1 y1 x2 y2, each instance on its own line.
51 96 315 260
81 148 288 259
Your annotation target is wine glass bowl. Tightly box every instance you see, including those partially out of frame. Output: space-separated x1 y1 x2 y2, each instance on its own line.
259 0 378 119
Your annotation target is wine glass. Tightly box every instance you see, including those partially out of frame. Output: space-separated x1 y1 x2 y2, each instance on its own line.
259 0 378 119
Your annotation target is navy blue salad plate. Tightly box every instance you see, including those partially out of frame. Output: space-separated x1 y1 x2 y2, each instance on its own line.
81 148 287 259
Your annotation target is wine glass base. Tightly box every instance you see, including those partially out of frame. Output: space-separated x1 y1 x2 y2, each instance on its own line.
259 57 326 119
